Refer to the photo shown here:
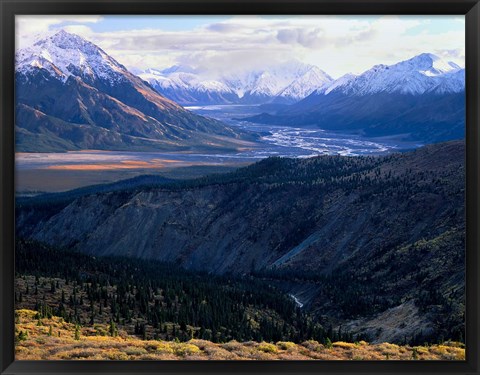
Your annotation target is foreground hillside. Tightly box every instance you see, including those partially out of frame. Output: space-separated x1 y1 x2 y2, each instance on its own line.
15 310 464 360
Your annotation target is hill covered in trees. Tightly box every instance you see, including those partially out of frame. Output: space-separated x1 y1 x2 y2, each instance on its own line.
16 141 465 344
16 239 346 344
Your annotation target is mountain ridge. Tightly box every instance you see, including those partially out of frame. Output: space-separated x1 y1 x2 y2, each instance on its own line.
17 140 464 274
243 53 464 144
139 61 333 105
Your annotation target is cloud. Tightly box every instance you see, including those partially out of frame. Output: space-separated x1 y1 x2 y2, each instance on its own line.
207 23 243 33
277 28 326 48
16 15 464 78
176 49 291 77
16 15 102 49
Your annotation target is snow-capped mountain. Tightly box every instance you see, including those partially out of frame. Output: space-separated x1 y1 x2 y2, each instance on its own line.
138 60 332 105
275 66 333 103
17 30 132 87
245 53 465 144
139 69 239 105
236 61 321 102
15 30 255 152
320 53 463 96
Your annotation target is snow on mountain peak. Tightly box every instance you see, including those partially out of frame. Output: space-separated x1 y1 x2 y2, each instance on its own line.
16 30 127 84
277 66 333 100
139 59 329 102
323 53 464 96
322 73 357 95
398 53 460 77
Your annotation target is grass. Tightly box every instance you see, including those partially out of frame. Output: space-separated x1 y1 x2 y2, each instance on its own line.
15 310 465 361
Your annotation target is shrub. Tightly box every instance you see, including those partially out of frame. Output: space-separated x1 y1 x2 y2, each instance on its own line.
155 342 174 354
62 348 98 359
174 343 201 356
333 341 357 349
276 341 296 350
17 331 28 341
302 340 323 352
105 350 129 360
325 338 333 349
413 346 429 355
124 347 148 356
257 342 278 353
412 348 419 360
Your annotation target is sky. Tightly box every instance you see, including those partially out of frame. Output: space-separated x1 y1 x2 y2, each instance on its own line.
16 15 465 78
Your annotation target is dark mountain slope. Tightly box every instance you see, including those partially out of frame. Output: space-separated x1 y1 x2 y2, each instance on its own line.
245 92 464 143
17 141 464 275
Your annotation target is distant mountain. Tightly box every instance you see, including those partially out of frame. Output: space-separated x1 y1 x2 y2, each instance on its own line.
274 66 333 103
139 69 239 106
15 30 257 152
138 61 333 105
319 53 463 96
245 53 465 144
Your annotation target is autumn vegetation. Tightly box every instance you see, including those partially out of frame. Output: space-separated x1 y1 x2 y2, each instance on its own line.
16 309 465 361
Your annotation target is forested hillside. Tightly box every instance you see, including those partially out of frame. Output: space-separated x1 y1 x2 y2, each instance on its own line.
15 239 350 344
16 141 465 344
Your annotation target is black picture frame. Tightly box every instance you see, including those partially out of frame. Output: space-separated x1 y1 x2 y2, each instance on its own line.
1 1 479 374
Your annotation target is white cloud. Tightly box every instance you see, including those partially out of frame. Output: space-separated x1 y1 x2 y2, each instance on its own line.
16 15 102 49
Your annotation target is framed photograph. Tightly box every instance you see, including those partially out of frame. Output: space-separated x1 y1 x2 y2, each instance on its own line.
1 0 479 374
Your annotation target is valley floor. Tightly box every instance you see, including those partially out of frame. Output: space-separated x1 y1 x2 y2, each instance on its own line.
15 309 464 361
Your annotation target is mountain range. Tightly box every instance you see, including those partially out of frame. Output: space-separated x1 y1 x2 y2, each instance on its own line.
15 30 257 152
138 62 333 105
245 53 465 143
16 30 465 151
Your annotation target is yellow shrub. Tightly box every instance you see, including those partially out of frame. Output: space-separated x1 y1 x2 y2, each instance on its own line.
332 341 357 349
413 346 429 355
431 345 449 355
155 342 174 354
444 341 465 348
105 350 129 360
257 342 278 353
15 309 38 319
174 343 201 356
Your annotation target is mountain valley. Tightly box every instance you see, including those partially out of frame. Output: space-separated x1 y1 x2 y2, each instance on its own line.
14 25 466 351
16 141 465 344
